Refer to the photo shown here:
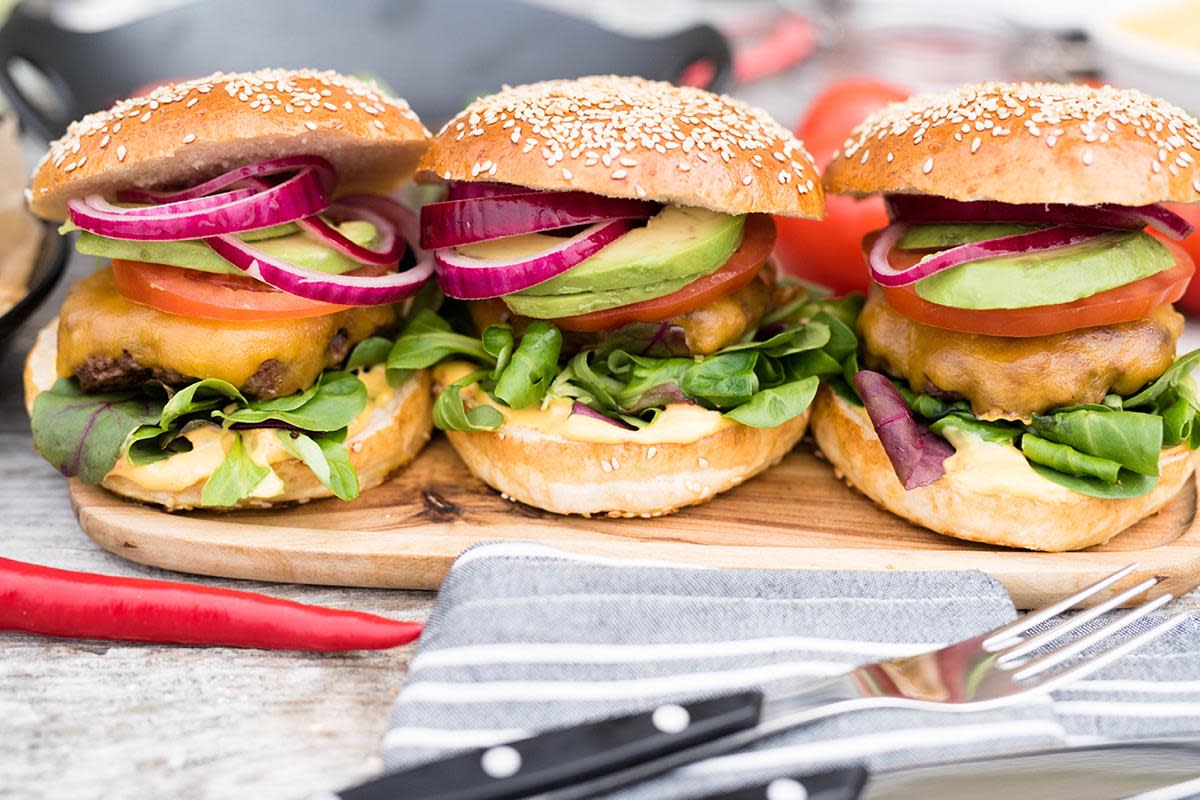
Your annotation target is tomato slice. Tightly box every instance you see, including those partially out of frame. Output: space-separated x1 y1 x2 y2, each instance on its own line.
869 234 1195 337
111 259 353 321
554 214 777 333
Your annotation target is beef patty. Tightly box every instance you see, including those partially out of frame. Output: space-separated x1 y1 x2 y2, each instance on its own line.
58 267 397 399
859 285 1183 420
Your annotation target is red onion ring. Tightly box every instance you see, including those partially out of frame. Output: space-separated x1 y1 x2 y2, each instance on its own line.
117 187 259 217
420 191 658 249
885 195 1193 240
68 164 328 240
236 176 405 268
434 219 632 300
118 155 337 203
868 222 1111 287
205 232 432 306
446 181 526 200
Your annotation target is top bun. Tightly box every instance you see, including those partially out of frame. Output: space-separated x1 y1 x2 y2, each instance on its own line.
417 75 823 219
825 82 1200 206
29 68 431 221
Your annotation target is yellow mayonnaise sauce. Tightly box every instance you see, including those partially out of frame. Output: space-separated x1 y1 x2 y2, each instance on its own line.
937 423 1078 501
845 402 1078 500
434 360 733 445
107 364 396 494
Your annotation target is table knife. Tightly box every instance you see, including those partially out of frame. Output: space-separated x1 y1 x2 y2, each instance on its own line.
697 740 1200 800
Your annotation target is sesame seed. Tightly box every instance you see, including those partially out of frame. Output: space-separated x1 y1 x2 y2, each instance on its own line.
922 157 934 174
305 121 318 131
41 68 428 177
428 75 817 207
562 168 573 180
372 119 385 130
1194 178 1200 192
831 81 1200 189
116 145 126 161
182 133 196 144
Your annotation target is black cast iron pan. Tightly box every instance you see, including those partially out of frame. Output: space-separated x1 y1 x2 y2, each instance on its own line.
0 0 732 140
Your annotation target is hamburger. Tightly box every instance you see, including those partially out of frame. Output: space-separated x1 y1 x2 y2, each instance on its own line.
24 69 437 510
389 75 848 517
815 82 1200 551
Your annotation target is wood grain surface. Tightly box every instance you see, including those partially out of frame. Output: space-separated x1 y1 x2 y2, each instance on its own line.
71 435 1200 609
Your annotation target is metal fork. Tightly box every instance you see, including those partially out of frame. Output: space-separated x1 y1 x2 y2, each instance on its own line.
335 565 1188 800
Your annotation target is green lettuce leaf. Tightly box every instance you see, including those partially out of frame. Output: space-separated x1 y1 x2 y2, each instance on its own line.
30 379 163 482
200 435 274 507
1030 408 1162 477
725 376 818 428
217 371 366 431
276 429 359 501
492 321 561 409
433 370 504 432
1021 434 1122 483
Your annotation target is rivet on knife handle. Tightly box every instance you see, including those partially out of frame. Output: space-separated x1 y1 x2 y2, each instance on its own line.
694 766 869 800
336 689 765 800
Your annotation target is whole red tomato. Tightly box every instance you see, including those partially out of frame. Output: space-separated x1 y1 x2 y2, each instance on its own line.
1164 203 1200 316
774 78 910 295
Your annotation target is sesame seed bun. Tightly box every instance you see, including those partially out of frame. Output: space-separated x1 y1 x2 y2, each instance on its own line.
811 387 1199 551
444 408 811 518
29 68 432 221
825 82 1200 206
417 75 824 219
24 320 433 511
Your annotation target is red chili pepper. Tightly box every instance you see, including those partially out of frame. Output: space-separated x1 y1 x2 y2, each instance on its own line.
0 557 422 651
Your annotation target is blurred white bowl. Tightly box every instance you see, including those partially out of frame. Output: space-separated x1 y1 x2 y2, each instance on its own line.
1089 0 1200 112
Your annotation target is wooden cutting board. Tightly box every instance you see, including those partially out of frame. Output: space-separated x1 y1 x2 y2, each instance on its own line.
69 436 1200 608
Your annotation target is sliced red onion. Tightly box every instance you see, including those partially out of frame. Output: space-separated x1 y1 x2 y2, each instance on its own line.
420 191 658 249
868 222 1110 287
118 187 258 217
69 165 328 240
852 370 953 490
570 401 638 430
118 155 337 203
232 176 405 267
205 233 432 306
434 219 632 299
885 195 1193 240
446 181 526 200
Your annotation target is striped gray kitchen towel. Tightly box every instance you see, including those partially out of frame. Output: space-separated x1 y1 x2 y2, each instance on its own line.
381 542 1199 799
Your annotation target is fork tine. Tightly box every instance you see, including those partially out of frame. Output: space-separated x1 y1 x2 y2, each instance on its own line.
1019 611 1188 694
983 564 1138 650
1012 593 1174 681
996 577 1158 665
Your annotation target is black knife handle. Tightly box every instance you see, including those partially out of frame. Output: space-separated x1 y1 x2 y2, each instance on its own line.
696 766 869 800
339 689 765 800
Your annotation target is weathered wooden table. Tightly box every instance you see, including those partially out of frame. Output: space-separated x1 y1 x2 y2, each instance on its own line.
1 253 435 799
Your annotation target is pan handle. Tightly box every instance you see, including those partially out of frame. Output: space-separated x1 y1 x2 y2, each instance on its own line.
0 7 76 140
661 23 734 92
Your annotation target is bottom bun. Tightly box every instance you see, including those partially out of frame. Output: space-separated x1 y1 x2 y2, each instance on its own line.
25 320 433 510
446 409 810 517
810 386 1198 551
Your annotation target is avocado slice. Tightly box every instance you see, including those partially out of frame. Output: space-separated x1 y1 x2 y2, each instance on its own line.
503 272 703 319
71 220 378 276
914 230 1174 310
900 223 1044 250
469 206 744 297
